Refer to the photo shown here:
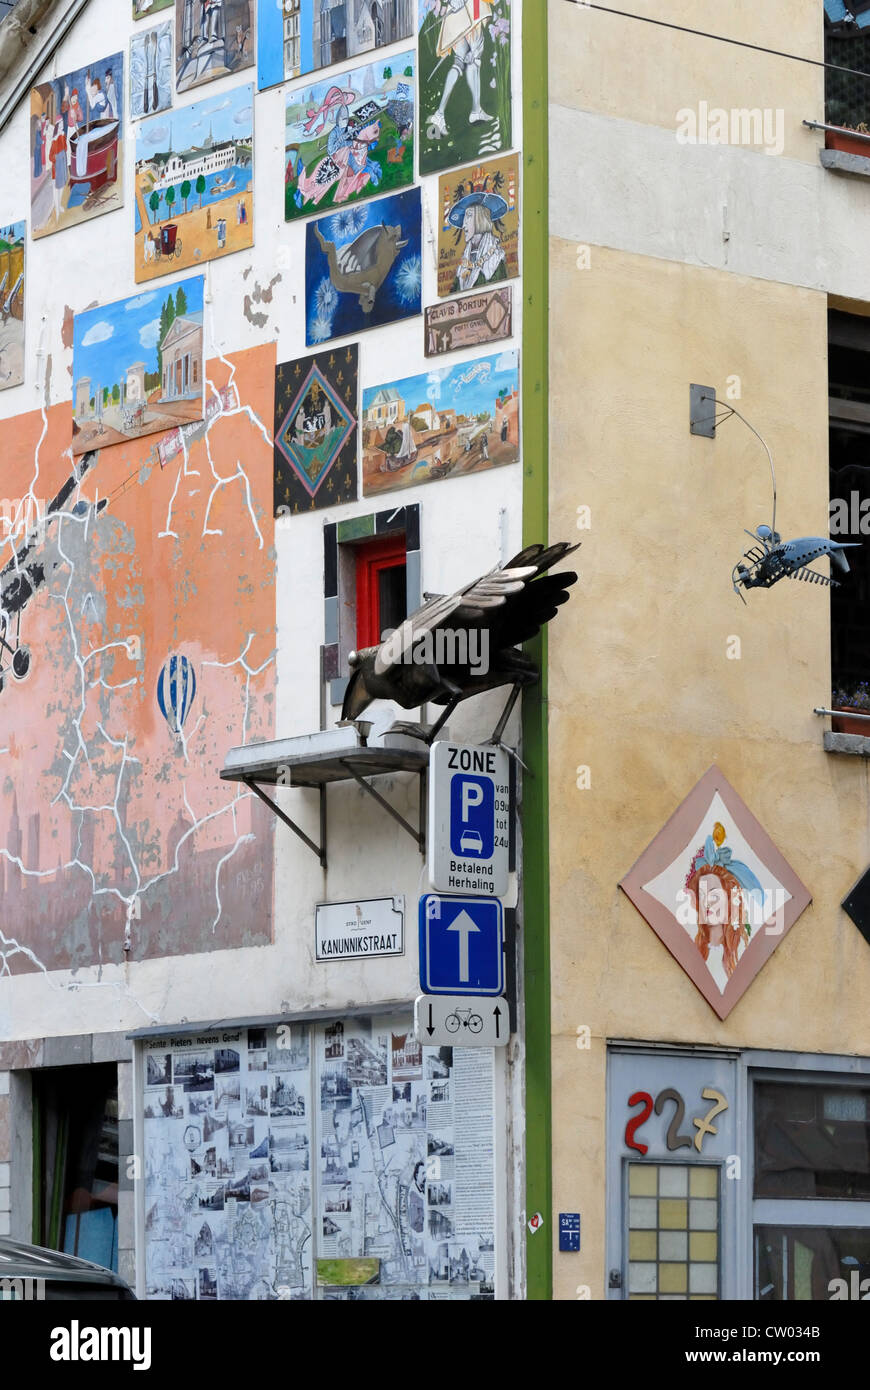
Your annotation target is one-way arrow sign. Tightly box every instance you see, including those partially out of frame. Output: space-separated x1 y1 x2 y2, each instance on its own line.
413 994 510 1048
418 895 504 996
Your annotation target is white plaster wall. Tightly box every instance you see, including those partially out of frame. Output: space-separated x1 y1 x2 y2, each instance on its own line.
550 103 870 298
0 0 524 1041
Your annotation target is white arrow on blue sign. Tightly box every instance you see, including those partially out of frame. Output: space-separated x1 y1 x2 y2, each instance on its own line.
418 894 504 996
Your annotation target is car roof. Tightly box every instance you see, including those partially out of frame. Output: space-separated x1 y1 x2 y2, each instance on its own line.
0 1238 131 1287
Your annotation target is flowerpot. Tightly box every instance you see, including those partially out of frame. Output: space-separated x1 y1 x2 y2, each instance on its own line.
832 706 870 736
825 128 870 160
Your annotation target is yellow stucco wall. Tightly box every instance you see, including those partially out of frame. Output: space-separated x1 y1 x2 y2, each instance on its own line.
551 0 824 163
547 238 870 1299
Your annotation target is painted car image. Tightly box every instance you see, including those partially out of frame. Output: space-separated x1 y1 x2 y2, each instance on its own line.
459 829 484 855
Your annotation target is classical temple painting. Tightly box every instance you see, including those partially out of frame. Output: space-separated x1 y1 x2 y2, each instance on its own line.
130 19 173 120
436 154 519 298
176 0 255 94
30 51 124 239
135 85 254 282
620 766 812 1020
361 349 519 496
274 346 359 515
305 188 421 345
418 0 512 176
284 54 414 223
0 222 25 390
258 0 414 91
72 277 205 454
0 344 277 972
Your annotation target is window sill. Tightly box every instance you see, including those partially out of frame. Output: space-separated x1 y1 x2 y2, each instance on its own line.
820 148 870 178
823 731 870 756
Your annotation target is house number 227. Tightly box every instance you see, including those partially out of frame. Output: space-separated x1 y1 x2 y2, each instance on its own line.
624 1087 728 1156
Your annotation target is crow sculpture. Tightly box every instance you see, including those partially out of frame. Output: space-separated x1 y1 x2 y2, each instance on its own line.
341 541 579 743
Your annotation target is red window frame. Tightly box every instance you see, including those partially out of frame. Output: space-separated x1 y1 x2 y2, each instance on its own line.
355 536 407 649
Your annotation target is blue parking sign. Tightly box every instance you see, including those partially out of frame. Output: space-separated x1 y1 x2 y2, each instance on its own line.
418 895 504 996
449 774 494 858
428 742 510 897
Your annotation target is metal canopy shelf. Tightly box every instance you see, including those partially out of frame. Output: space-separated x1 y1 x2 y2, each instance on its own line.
220 726 430 870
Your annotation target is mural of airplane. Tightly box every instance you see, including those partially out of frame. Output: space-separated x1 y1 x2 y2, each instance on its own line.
0 451 106 691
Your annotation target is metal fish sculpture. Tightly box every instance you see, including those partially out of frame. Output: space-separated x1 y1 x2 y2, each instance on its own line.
733 525 860 602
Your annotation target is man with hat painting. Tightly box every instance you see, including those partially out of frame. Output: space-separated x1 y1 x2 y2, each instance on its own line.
448 180 508 293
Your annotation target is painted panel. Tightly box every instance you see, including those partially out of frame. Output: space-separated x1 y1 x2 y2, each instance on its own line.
30 52 125 240
274 345 359 516
305 188 421 345
0 343 276 972
130 20 174 121
176 0 255 95
620 766 813 1020
418 0 512 176
72 277 205 454
436 153 519 298
284 53 414 224
135 84 254 283
258 0 414 91
361 349 519 496
134 0 174 17
424 286 511 357
0 221 24 391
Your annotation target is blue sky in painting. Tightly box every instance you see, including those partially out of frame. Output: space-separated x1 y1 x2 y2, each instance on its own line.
136 83 253 159
73 276 203 389
363 351 519 418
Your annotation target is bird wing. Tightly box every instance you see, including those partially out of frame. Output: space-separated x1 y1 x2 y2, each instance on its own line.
339 226 380 273
373 563 538 676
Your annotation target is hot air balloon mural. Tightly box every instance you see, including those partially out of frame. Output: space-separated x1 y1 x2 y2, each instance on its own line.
157 653 198 735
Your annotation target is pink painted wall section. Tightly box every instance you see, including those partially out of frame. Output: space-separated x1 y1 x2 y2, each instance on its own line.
0 342 277 972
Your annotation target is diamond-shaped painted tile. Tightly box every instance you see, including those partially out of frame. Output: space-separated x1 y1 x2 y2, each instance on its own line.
276 363 356 498
842 867 870 950
620 765 812 1020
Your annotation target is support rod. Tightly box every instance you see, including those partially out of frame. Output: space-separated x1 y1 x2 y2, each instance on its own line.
339 760 424 850
247 779 326 868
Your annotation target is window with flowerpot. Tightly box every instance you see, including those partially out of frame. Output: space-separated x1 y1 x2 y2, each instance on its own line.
824 6 870 156
829 309 870 731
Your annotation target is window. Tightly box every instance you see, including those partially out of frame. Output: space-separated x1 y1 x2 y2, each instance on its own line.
32 1064 119 1271
355 535 407 649
626 1163 720 1300
828 309 870 704
322 504 421 707
751 1074 870 1300
754 1081 870 1199
825 6 870 131
755 1226 870 1300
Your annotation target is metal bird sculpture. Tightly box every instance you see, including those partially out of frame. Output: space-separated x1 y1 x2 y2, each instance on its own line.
732 524 859 603
341 541 579 743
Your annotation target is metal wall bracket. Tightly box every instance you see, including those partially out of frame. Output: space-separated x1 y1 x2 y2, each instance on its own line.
340 760 427 855
690 384 717 438
246 781 327 869
243 766 428 868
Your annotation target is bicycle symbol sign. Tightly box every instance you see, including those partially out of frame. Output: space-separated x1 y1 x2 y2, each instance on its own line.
413 993 510 1049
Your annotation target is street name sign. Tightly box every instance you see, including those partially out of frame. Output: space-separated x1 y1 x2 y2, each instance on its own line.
418 894 504 995
428 741 510 897
315 897 404 962
414 994 509 1048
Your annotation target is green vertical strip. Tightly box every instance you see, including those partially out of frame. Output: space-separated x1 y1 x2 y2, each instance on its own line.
32 1086 42 1245
522 0 552 1299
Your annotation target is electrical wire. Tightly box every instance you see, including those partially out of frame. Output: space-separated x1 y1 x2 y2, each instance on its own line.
565 2 870 83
